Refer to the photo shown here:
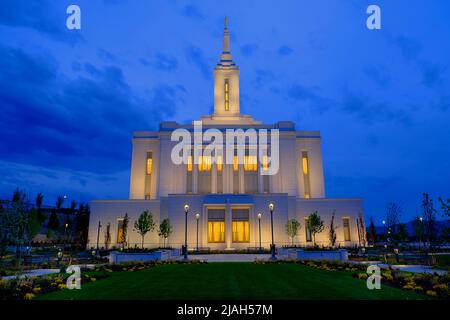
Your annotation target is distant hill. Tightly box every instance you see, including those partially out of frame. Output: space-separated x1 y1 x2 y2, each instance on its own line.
369 219 450 237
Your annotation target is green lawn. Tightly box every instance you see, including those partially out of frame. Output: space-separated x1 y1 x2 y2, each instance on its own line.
38 263 426 300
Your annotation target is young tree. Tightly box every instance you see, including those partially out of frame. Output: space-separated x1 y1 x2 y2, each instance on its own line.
328 211 337 247
385 202 402 240
422 193 437 249
104 222 111 250
27 208 41 245
158 218 173 248
56 195 65 209
133 211 155 248
121 213 129 249
438 197 450 218
286 219 301 246
368 217 376 246
397 223 408 243
307 211 324 246
75 203 90 249
35 192 46 224
47 211 59 231
357 213 367 247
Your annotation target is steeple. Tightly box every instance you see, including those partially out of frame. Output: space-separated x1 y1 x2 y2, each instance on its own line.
216 16 237 70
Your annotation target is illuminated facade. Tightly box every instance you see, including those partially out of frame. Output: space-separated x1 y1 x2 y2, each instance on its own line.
88 19 365 250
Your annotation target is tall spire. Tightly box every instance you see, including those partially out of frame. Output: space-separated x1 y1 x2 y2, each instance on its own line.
222 16 230 53
217 16 237 69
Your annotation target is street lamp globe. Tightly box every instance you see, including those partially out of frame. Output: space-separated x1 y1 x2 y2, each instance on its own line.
269 203 274 212
184 204 190 213
382 220 386 225
195 213 200 220
257 213 262 220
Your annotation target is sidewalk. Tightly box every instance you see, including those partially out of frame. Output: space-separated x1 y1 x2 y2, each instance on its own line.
1 269 60 281
187 254 271 262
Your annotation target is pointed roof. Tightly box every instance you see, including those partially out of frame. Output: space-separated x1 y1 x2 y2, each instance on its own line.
216 16 238 70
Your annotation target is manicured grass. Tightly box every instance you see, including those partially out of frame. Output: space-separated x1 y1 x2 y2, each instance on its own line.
38 263 426 300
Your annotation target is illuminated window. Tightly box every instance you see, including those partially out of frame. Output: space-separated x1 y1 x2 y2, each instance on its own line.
198 155 211 171
233 155 239 171
224 79 229 111
343 218 351 241
232 221 249 242
217 155 223 172
262 155 269 171
146 152 153 175
187 155 193 172
305 218 312 242
302 151 311 199
116 219 125 244
208 221 225 242
244 155 257 171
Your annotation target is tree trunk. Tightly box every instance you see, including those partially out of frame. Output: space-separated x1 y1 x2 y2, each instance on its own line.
313 234 316 246
142 235 144 249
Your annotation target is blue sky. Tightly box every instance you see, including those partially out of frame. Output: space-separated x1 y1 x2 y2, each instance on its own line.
0 0 449 223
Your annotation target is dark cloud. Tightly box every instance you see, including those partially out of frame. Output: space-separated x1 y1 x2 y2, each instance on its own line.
97 49 117 63
278 45 293 56
364 65 391 88
0 45 185 174
253 69 275 88
287 84 333 113
154 53 178 71
0 0 83 44
391 36 422 62
432 96 450 112
421 62 446 88
182 4 205 21
342 94 412 127
186 46 211 79
240 44 258 57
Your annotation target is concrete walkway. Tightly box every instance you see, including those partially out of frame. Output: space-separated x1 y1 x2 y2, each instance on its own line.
377 264 448 275
1 269 60 281
189 254 271 262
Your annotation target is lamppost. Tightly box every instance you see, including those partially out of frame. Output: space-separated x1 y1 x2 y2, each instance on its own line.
269 203 276 260
257 213 262 252
183 204 189 260
96 221 102 256
195 213 200 252
419 217 423 250
63 223 69 252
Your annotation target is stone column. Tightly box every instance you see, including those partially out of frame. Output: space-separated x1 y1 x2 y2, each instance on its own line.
226 203 232 249
211 165 217 194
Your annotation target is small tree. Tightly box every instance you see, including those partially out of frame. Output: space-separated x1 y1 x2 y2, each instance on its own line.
397 223 408 243
422 193 436 249
328 211 337 247
47 211 59 231
120 213 129 249
104 222 111 250
307 211 324 246
133 210 155 248
357 213 367 247
385 202 402 240
438 197 450 218
27 208 41 245
368 217 376 246
286 219 301 246
35 192 46 224
158 218 173 248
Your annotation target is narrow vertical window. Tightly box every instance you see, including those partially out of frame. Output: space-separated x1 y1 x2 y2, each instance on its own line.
302 151 311 199
186 153 193 193
224 79 229 111
305 218 312 242
144 152 152 199
343 218 351 241
117 218 124 244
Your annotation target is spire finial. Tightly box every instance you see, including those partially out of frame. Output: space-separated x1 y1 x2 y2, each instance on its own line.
224 16 228 30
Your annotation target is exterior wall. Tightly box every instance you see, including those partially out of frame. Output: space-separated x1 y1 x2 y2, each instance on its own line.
88 196 363 250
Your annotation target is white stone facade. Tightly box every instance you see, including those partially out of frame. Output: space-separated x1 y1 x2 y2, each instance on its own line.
88 19 365 250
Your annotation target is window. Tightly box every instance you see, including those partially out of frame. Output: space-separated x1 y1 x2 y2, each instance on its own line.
262 155 269 172
302 151 311 199
208 222 225 242
232 209 249 242
343 218 351 241
216 155 223 172
198 155 212 171
224 79 229 111
305 218 312 242
145 152 152 199
244 155 257 171
187 155 193 172
216 155 223 194
117 219 125 244
233 155 239 171
146 152 153 175
232 221 249 242
208 209 225 243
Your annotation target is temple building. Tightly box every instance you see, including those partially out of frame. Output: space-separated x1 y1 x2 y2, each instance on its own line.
88 19 365 250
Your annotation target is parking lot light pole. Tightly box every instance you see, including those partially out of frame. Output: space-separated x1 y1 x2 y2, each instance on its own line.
195 213 200 252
